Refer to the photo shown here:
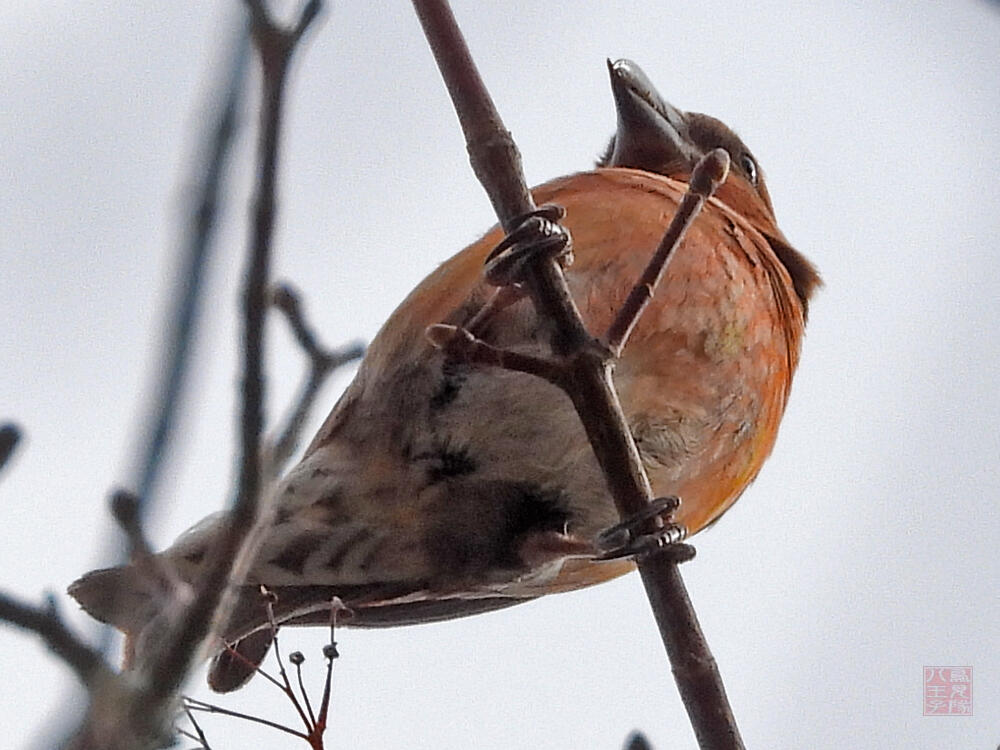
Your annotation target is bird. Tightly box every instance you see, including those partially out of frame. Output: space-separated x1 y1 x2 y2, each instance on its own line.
69 58 820 692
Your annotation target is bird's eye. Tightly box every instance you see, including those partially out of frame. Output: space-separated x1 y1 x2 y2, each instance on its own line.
739 153 758 185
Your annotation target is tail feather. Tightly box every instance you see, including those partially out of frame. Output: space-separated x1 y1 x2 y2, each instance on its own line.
70 570 538 693
206 586 534 693
67 565 156 635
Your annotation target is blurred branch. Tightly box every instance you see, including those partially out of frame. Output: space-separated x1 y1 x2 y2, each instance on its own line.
109 490 156 563
0 591 111 689
0 422 21 475
126 20 250 518
265 282 364 477
411 2 744 748
50 16 249 748
0 425 112 705
110 489 188 602
137 0 324 710
63 3 323 748
623 731 654 750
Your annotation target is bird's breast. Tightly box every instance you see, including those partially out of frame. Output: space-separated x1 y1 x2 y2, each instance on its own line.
299 167 805 586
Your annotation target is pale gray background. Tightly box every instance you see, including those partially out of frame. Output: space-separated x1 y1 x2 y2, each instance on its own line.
2 2 998 748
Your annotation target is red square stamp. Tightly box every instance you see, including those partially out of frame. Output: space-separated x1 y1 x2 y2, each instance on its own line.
923 666 973 716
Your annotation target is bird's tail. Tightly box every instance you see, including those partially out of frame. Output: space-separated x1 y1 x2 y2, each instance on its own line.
67 564 157 636
68 563 164 669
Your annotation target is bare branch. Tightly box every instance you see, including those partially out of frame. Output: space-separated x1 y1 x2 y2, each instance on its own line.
138 0 325 708
0 591 111 688
109 489 155 563
59 20 254 750
182 705 212 750
125 22 249 517
266 282 364 475
426 324 565 384
66 7 323 748
110 489 190 608
410 3 744 748
604 150 730 356
410 0 592 355
184 697 309 742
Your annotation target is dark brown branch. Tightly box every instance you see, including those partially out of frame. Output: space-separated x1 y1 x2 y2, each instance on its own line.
463 285 525 335
411 0 592 356
0 591 111 688
604 152 729 356
0 431 122 717
410 3 744 748
271 283 363 369
267 282 364 474
426 324 565 384
61 21 254 750
182 705 212 750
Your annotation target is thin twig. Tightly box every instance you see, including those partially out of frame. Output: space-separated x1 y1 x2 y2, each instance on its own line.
604 158 728 356
425 324 565 384
623 731 654 750
0 591 111 688
93 13 251 669
265 597 314 733
292 653 317 730
410 3 744 748
463 285 525 335
60 19 254 750
175 727 205 747
217 636 288 692
266 282 364 475
314 600 344 734
185 697 309 741
109 489 155 562
109 489 192 620
182 704 212 750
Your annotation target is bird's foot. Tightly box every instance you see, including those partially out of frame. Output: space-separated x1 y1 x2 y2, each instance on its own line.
596 496 695 562
484 204 573 286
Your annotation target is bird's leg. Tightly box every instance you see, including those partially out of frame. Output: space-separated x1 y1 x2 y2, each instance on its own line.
595 496 695 563
484 204 573 287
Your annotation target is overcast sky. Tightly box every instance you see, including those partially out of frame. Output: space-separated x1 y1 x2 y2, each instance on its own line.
2 2 998 748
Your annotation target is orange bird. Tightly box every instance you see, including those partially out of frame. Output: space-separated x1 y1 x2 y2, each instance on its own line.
70 59 820 691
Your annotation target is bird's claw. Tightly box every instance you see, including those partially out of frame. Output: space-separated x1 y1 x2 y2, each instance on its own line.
596 496 694 562
484 204 573 286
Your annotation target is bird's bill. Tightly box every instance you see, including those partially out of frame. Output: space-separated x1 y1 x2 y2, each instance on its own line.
606 58 699 172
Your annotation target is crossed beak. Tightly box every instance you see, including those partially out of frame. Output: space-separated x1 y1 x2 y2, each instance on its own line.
606 58 700 172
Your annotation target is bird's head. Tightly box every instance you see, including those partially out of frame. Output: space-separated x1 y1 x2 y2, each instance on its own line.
599 58 820 311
